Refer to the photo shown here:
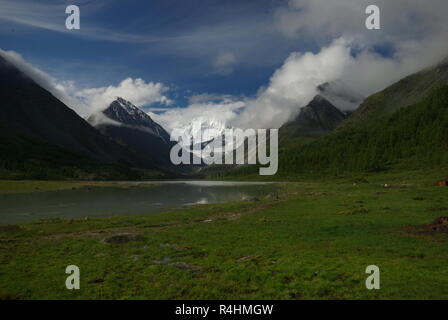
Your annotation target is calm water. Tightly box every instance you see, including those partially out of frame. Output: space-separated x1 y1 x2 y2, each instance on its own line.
0 181 278 223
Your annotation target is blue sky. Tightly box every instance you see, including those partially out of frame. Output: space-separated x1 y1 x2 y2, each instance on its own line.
1 0 447 129
0 0 304 103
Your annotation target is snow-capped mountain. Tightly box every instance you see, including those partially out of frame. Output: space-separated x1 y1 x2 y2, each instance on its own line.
175 117 228 147
171 117 241 161
89 97 171 143
88 97 174 166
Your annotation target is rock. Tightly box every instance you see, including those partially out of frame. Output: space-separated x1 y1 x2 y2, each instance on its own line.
433 217 448 225
436 180 448 187
102 233 144 244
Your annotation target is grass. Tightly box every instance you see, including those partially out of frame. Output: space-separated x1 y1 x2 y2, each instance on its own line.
1 170 448 300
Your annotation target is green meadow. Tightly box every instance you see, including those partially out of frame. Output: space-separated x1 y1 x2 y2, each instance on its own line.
1 169 447 300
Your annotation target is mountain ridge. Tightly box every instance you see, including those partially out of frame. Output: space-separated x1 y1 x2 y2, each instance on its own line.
280 95 347 141
0 55 151 179
88 98 175 168
340 56 448 129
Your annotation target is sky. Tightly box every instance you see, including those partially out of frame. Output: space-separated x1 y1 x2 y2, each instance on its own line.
1 0 448 130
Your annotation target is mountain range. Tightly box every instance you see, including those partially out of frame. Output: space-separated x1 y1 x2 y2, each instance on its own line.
0 55 156 179
1 52 447 180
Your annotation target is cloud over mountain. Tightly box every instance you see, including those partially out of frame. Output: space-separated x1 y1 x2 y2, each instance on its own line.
75 78 172 113
0 49 89 116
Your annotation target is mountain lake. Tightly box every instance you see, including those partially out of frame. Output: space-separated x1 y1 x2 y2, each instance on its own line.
0 181 279 224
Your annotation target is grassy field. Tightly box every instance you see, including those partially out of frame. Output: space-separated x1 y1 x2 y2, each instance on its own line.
1 170 448 300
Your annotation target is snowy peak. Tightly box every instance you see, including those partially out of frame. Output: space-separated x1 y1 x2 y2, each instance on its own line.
103 97 158 128
173 117 234 150
180 117 229 145
88 97 171 143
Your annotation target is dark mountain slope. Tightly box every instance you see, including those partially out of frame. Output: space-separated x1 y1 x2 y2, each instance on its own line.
280 95 347 139
88 98 175 167
216 85 448 179
0 55 150 179
341 57 448 128
278 85 448 175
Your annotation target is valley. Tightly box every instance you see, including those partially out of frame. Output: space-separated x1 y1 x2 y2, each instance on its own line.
1 38 448 301
1 168 447 299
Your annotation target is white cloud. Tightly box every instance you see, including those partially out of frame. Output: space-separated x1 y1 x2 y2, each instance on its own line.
3 0 448 131
76 78 172 113
232 39 353 129
273 0 448 96
340 34 448 95
151 30 448 131
148 98 245 133
151 40 355 131
275 0 448 43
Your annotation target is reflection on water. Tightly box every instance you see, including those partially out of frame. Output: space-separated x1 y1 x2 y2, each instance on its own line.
0 181 278 223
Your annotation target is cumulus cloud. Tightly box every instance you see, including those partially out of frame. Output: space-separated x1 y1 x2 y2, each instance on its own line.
224 0 448 129
75 78 172 113
339 34 448 95
154 1 448 130
273 0 448 96
232 39 353 129
151 39 357 131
